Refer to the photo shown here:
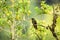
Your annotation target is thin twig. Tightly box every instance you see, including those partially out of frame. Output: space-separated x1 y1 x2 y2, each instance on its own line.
34 32 42 40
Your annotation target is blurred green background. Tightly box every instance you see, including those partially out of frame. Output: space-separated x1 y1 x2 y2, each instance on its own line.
0 0 60 40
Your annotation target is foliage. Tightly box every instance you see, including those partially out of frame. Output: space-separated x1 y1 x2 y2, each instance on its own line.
35 1 53 15
0 0 60 40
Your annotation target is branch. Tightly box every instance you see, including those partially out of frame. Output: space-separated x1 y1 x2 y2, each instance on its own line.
48 5 59 40
38 25 48 29
34 32 42 40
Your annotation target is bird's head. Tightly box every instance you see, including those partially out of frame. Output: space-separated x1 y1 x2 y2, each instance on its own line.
31 18 34 20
